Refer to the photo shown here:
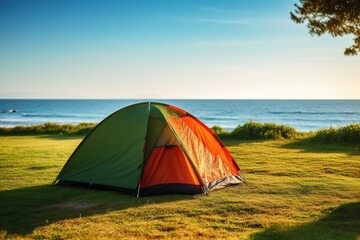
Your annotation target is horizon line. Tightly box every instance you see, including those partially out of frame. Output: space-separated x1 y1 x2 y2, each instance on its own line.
0 98 359 101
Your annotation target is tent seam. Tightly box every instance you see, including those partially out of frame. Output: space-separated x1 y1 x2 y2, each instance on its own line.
137 102 152 197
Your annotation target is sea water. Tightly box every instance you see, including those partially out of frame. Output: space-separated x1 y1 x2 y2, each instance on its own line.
0 99 359 131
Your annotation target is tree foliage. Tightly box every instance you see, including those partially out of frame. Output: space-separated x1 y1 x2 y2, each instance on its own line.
291 0 360 55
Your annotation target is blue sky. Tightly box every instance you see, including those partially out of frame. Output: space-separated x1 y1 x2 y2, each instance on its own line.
0 0 359 99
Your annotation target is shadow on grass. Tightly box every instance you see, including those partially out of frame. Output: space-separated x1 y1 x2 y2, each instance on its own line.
0 185 192 236
283 139 360 156
251 202 360 240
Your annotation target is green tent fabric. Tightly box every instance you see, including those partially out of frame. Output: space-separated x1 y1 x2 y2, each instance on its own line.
57 103 149 189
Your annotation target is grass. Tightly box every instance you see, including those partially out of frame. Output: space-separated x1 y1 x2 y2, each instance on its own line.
0 135 359 239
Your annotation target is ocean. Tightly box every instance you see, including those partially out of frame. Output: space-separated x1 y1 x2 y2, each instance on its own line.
0 99 359 131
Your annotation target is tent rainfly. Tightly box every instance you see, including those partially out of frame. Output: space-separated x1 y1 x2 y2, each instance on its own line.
54 102 244 196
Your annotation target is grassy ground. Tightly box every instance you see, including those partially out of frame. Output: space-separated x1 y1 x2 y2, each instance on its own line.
0 136 359 239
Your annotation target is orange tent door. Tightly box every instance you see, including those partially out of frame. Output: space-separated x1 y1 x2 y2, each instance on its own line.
140 145 202 195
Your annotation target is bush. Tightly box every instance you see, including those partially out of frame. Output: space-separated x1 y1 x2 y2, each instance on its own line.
0 122 97 135
1 121 359 145
210 125 230 137
230 122 298 140
310 123 360 144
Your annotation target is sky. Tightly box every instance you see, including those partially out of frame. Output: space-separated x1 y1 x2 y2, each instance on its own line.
0 0 359 99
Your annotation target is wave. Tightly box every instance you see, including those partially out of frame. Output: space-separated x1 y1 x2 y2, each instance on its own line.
0 118 97 125
269 111 358 115
21 113 100 119
1 109 18 113
202 116 241 120
0 118 24 123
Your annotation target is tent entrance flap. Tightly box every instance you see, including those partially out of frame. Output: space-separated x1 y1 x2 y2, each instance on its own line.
140 145 203 195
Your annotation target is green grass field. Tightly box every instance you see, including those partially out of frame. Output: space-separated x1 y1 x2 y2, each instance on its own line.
0 135 359 239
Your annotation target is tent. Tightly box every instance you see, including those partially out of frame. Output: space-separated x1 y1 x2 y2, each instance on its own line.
54 102 243 196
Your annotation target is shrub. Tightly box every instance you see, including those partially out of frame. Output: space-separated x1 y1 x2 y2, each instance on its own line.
0 122 97 135
310 123 360 144
1 121 359 145
230 122 298 140
210 125 231 138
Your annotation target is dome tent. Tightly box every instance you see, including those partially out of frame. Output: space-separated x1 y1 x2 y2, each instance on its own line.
54 102 243 196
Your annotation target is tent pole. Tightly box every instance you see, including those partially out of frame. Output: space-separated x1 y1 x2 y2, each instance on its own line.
137 182 141 198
